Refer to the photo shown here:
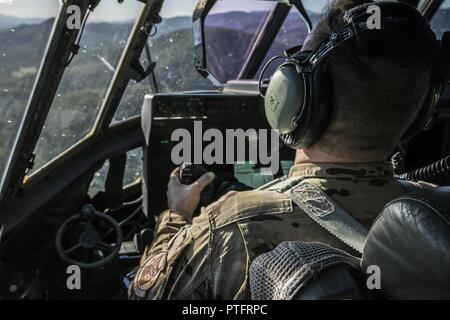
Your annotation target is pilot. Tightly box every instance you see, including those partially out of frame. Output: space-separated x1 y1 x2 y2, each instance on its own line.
130 0 437 300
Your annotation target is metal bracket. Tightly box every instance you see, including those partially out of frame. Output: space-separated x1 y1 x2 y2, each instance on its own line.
125 57 156 83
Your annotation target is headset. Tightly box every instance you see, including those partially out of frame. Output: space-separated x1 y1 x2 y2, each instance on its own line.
260 1 450 150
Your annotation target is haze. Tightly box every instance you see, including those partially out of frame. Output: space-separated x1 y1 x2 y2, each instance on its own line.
0 0 331 21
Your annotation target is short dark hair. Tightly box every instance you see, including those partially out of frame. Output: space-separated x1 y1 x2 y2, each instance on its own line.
304 0 433 159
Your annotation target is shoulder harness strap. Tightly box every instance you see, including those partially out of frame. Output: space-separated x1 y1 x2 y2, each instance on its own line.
281 181 368 254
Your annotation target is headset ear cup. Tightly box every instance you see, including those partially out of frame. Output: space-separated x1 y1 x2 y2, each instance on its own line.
264 64 307 134
401 85 439 143
280 63 333 149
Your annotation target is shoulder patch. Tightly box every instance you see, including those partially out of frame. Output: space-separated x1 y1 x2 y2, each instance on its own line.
291 183 335 217
133 252 167 299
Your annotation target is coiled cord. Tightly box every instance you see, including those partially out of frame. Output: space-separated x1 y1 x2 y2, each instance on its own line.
391 151 406 175
398 156 450 181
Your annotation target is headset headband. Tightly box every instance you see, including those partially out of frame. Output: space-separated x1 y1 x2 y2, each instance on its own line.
284 1 439 72
301 20 371 70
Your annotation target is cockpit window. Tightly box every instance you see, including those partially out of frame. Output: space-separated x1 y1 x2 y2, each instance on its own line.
431 0 450 39
302 0 328 25
88 147 142 198
113 51 152 123
152 0 215 92
256 7 309 79
31 0 144 171
113 0 214 123
0 1 58 181
204 0 276 84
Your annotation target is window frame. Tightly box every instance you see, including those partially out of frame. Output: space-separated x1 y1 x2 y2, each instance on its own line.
0 0 164 203
0 1 61 192
0 0 93 202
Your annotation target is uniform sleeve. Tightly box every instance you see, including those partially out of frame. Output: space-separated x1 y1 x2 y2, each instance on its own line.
130 192 249 300
160 201 250 300
141 209 190 262
129 209 192 299
130 209 212 300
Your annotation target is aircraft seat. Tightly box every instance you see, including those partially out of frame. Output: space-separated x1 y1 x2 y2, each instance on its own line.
249 187 450 300
362 187 450 299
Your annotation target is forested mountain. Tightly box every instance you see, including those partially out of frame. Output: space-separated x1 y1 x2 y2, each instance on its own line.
0 8 449 176
0 14 44 30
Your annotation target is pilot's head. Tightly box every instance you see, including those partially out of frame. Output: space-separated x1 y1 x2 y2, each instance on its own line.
300 0 434 162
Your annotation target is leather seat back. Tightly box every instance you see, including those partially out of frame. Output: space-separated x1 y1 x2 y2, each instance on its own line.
362 187 450 299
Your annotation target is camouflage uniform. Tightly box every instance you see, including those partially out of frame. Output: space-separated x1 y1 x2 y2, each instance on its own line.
130 162 407 300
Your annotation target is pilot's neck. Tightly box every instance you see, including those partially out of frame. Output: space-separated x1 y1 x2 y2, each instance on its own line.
294 147 385 164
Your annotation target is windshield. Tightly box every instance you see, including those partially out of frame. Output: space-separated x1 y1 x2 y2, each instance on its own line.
152 0 216 92
0 1 58 182
302 0 328 25
203 0 276 83
31 0 144 171
431 0 450 39
256 6 309 79
112 50 153 123
113 0 214 123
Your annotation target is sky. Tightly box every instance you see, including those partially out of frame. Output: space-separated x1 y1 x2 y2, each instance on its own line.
1 0 448 21
0 0 337 20
0 0 200 21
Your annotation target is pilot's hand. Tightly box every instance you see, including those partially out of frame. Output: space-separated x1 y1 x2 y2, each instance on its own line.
167 167 215 221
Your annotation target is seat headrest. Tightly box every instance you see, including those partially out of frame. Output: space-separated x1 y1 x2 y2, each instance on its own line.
362 187 450 299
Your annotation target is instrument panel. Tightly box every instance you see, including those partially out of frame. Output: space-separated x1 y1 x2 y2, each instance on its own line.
141 91 291 215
